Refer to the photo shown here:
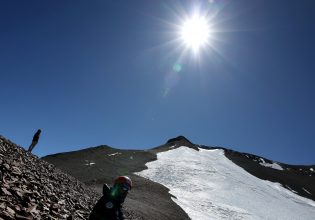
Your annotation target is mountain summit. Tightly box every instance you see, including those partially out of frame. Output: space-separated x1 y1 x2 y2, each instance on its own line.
166 135 194 147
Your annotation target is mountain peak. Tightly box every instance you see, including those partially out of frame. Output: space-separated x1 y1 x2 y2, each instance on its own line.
166 135 194 147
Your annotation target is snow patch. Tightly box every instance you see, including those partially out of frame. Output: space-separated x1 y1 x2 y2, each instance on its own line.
303 188 312 195
286 185 298 194
136 147 315 220
310 168 314 172
84 162 95 166
107 152 121 156
259 160 284 171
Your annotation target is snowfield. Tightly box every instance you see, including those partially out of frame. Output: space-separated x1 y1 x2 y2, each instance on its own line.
135 147 315 220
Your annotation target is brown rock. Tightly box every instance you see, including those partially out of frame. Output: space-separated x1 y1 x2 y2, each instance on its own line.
14 204 22 212
0 202 6 209
3 163 10 170
0 210 14 219
12 166 22 175
26 204 37 213
76 211 85 220
50 203 59 211
58 199 66 205
15 191 24 199
6 206 15 216
1 183 10 189
1 187 12 196
43 205 49 212
15 214 33 220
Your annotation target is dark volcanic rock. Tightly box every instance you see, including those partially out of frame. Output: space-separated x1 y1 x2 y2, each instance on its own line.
0 136 99 219
150 136 198 154
42 143 191 220
166 136 195 148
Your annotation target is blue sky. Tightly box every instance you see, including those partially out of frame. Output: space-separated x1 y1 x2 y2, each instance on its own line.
1 0 314 165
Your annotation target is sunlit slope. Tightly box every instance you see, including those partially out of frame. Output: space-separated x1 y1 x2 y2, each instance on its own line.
136 147 315 220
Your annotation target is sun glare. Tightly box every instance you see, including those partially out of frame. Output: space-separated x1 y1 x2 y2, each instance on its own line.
180 14 211 53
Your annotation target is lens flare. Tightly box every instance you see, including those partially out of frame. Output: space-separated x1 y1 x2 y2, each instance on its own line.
110 186 119 198
173 63 182 72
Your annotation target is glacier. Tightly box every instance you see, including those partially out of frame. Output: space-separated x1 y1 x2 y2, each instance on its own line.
135 147 315 220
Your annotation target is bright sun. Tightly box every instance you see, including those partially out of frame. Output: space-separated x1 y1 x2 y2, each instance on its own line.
180 14 211 53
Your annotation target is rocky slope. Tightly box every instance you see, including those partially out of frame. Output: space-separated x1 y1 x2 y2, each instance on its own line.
43 142 191 220
0 135 189 220
0 136 99 219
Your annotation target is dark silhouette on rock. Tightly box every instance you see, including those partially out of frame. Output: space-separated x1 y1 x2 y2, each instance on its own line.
89 176 132 220
28 129 41 152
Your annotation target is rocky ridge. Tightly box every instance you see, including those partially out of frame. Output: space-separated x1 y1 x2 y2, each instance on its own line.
0 136 99 220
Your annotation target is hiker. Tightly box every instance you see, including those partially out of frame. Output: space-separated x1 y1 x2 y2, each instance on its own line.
89 176 132 220
28 129 41 152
